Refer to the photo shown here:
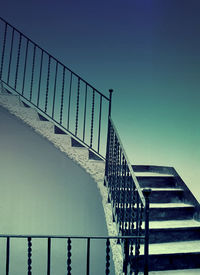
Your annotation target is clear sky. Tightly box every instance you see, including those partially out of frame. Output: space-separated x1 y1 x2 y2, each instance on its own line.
1 0 200 199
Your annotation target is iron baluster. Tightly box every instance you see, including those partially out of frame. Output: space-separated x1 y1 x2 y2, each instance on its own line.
82 84 88 141
118 147 123 231
123 238 129 275
86 238 90 275
130 179 136 235
67 238 72 275
105 238 110 275
47 238 51 275
0 22 7 80
97 95 102 153
37 50 43 107
45 56 51 113
75 77 80 135
22 39 29 96
27 237 32 275
105 90 113 177
52 61 58 118
60 66 65 124
115 139 120 222
143 189 151 275
104 118 111 185
121 154 126 235
134 192 140 275
7 28 14 84
29 44 36 101
6 237 10 275
67 72 72 130
90 89 95 147
124 159 129 235
14 32 22 90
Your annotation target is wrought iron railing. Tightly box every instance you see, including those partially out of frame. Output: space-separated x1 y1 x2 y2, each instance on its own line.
0 16 111 159
104 117 151 274
0 16 150 274
0 234 143 275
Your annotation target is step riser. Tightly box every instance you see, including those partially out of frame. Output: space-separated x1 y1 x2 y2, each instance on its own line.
115 207 194 221
111 190 183 203
137 176 176 188
133 253 200 271
122 228 200 243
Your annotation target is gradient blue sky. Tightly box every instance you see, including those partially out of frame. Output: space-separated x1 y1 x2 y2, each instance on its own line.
1 0 200 198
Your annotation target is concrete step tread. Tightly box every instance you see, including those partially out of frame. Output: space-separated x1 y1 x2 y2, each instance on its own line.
135 173 174 177
140 240 200 255
117 203 194 208
143 188 183 191
149 203 194 208
148 269 200 275
149 219 200 229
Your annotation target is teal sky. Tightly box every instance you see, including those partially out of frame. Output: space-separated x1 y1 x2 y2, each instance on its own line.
1 0 200 198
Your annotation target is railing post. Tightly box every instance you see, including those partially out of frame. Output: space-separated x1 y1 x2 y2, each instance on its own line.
104 89 113 185
143 188 151 275
86 238 90 275
108 89 113 117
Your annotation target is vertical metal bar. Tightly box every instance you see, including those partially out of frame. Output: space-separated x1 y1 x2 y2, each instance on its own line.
67 238 72 275
52 61 58 118
97 95 102 153
108 89 113 117
67 72 72 130
45 55 51 113
47 237 51 275
90 89 95 147
86 238 90 275
37 49 43 107
60 66 65 124
6 237 10 275
82 84 87 141
105 89 114 179
0 22 7 80
134 192 142 275
143 189 151 275
123 238 128 275
75 77 80 135
105 238 110 275
22 39 29 96
27 237 32 275
14 32 22 90
7 28 14 84
29 44 36 101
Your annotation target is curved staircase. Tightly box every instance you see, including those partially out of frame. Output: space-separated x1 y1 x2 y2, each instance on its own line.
0 16 200 274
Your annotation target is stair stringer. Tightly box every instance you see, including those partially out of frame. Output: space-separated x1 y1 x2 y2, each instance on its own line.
0 82 123 275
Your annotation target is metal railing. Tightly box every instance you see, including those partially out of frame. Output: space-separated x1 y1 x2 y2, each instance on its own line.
0 16 111 159
104 117 151 274
0 234 144 275
0 16 150 274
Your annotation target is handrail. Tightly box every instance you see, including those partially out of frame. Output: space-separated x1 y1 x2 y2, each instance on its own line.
0 234 144 239
104 117 150 274
0 16 111 158
109 117 145 206
0 16 109 100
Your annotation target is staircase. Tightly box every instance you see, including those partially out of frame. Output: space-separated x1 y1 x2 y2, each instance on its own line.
1 16 200 275
131 166 200 273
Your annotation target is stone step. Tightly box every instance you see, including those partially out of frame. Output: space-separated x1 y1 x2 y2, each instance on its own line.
137 176 176 188
136 241 200 271
148 268 200 274
116 203 195 221
112 188 184 204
